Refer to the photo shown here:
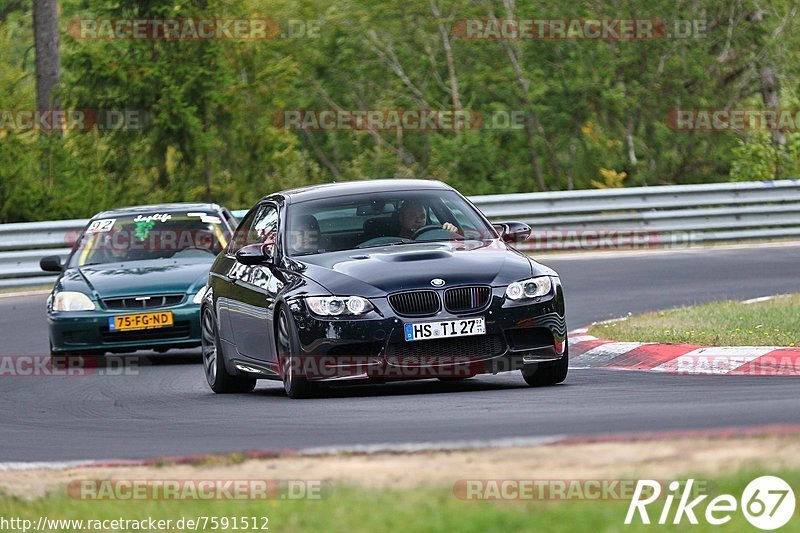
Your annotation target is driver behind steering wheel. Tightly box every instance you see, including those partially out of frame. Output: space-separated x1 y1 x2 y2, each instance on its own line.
397 200 459 239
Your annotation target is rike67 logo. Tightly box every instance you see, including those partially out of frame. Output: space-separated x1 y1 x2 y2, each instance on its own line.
626 476 796 530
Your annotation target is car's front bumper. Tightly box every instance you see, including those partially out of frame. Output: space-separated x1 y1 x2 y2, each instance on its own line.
286 284 567 381
48 302 201 354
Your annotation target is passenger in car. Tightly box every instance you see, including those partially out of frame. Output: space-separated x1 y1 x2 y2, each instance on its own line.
290 214 322 254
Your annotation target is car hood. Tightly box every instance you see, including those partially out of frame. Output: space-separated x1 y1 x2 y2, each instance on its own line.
59 259 212 299
294 240 554 296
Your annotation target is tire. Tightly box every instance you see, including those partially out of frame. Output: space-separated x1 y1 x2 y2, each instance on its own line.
202 306 256 394
521 343 569 387
276 306 316 399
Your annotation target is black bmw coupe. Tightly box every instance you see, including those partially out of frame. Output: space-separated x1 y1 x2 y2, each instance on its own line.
201 179 567 398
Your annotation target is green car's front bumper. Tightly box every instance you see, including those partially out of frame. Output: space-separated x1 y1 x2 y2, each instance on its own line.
48 301 201 355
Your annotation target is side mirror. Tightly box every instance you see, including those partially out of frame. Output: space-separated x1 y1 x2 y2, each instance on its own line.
493 221 532 245
235 243 274 265
40 255 64 273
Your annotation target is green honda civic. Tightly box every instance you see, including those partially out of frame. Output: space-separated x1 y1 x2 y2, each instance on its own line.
41 203 237 356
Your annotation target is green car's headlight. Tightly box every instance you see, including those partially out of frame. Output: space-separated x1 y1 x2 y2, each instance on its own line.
53 291 96 311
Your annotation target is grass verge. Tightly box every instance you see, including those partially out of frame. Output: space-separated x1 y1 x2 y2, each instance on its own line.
588 294 800 346
0 284 52 295
1 469 799 532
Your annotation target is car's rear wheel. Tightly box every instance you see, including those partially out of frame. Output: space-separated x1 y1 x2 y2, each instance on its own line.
276 306 316 399
521 343 569 387
202 306 256 394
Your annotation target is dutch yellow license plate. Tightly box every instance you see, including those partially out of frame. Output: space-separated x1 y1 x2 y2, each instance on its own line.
109 311 173 332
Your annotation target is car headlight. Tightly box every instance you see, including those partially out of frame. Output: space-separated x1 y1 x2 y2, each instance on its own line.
192 285 208 304
305 296 374 316
52 291 96 311
505 276 553 301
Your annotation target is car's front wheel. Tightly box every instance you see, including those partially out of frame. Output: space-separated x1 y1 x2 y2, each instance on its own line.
276 306 316 399
202 306 256 394
521 343 569 387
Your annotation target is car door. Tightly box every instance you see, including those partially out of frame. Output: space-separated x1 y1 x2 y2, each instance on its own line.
212 206 261 348
227 203 282 363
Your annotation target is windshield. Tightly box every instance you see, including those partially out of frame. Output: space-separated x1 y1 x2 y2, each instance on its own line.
68 211 231 267
285 189 496 257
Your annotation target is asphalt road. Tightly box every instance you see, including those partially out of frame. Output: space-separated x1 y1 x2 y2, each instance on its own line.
1 244 799 462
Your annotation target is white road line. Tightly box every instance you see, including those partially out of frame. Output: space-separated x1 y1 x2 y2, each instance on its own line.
741 294 791 305
0 289 51 299
0 460 95 472
593 316 629 326
296 435 569 455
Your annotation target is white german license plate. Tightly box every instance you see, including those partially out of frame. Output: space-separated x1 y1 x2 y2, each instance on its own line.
404 317 485 342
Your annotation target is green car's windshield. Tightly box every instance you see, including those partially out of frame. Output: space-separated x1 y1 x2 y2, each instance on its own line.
68 211 231 267
285 189 497 257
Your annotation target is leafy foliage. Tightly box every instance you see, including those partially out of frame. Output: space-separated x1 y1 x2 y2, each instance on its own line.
1 0 799 221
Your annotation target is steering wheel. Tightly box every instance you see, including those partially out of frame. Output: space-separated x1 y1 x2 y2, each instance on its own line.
412 224 446 240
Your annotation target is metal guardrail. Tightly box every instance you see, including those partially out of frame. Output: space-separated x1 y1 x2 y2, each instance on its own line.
1 179 798 289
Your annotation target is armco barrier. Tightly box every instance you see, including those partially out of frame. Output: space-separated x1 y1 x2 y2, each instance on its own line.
1 179 798 289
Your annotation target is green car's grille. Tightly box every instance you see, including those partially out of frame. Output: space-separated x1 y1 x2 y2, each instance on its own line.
102 294 185 311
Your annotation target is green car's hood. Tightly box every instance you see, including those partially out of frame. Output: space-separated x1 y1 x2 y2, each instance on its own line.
64 258 212 299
